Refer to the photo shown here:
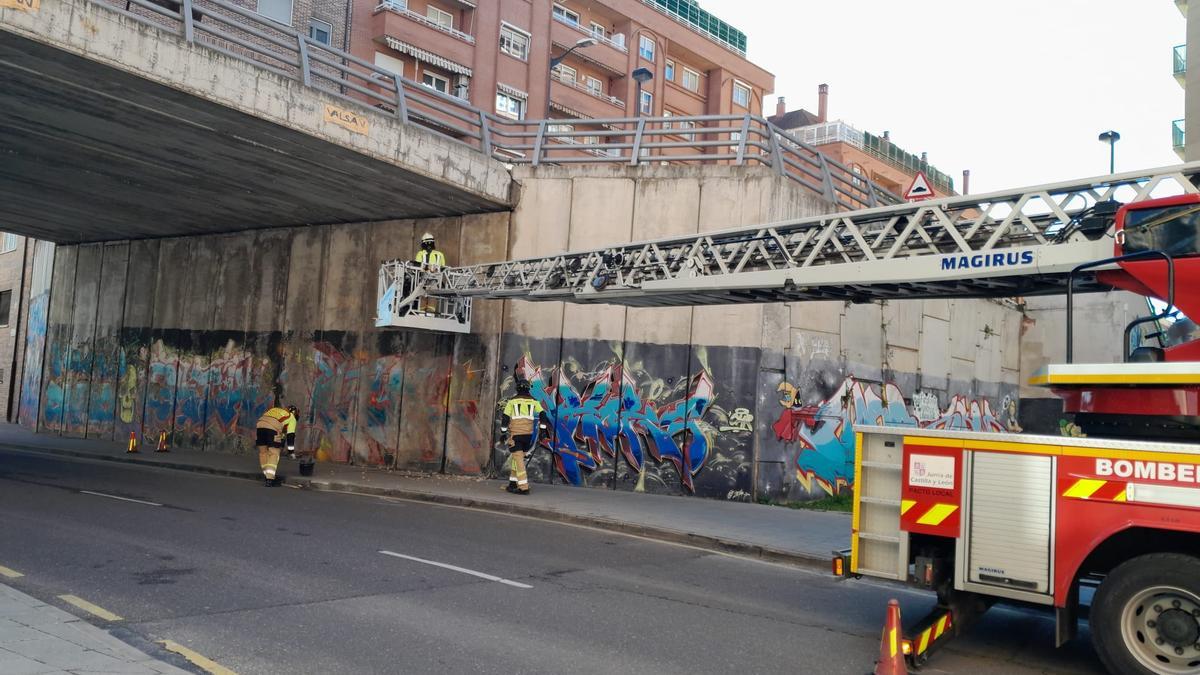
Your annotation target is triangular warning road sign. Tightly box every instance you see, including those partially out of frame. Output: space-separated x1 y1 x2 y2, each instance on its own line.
904 171 936 201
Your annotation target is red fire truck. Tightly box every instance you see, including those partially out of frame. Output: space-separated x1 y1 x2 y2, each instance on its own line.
401 161 1200 674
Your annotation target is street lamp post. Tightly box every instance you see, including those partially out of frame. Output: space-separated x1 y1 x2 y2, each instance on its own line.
631 67 653 117
544 36 599 118
1098 130 1121 174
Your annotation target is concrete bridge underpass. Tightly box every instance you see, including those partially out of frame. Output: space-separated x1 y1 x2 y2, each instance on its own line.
0 0 514 243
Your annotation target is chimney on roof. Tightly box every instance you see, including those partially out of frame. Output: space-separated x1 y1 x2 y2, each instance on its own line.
776 96 786 117
921 152 928 163
963 169 971 195
883 130 890 141
817 84 829 123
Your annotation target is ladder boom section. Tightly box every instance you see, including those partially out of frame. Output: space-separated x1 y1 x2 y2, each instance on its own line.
426 163 1200 307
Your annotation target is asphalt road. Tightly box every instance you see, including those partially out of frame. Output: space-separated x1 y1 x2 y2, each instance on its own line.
0 447 1106 675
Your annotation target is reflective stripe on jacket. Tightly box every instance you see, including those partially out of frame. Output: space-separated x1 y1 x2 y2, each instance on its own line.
416 249 446 267
503 396 543 436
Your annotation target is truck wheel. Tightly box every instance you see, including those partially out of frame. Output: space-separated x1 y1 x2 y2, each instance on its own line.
1092 553 1200 675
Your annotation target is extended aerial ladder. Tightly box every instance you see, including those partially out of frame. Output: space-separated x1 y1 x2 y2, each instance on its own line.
385 162 1200 312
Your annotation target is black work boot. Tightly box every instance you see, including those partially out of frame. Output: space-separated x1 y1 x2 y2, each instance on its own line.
505 482 518 493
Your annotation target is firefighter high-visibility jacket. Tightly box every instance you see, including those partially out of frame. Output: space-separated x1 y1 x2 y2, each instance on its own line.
257 407 297 438
416 249 446 267
501 396 547 437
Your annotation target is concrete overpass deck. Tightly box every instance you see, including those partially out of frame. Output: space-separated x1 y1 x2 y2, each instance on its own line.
0 0 513 243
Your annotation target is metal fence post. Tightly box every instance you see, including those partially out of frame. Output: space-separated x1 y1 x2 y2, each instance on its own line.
629 118 646 166
479 110 493 156
388 74 409 123
735 115 751 165
392 74 409 123
816 152 838 205
296 35 312 87
180 0 195 43
767 129 784 175
532 120 547 167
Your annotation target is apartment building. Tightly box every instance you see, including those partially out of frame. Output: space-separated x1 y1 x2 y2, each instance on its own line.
348 0 774 138
770 85 957 198
1176 0 1197 160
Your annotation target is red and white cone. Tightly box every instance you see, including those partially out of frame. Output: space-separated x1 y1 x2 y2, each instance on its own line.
873 599 907 675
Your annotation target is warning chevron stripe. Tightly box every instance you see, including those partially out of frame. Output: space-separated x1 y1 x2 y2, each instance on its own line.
913 502 959 526
913 612 953 655
1061 478 1127 502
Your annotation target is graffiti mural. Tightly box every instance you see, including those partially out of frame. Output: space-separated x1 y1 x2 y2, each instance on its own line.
18 291 49 428
771 376 1019 498
501 349 756 495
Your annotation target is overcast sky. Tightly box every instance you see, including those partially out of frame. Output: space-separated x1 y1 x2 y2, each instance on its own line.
699 0 1185 195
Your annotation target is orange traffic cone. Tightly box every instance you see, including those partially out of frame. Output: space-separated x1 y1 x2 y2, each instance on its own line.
156 430 169 453
127 432 139 453
874 599 907 675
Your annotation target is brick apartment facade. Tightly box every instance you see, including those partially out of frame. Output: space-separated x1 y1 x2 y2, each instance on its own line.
349 0 774 133
770 85 958 198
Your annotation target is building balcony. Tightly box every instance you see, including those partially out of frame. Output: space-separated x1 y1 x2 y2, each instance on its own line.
551 12 628 53
1178 0 1188 17
549 19 627 76
373 1 475 45
1175 118 1186 159
550 69 626 113
1176 44 1187 86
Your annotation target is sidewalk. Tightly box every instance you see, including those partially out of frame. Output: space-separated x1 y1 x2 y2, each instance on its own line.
0 424 850 568
0 582 188 675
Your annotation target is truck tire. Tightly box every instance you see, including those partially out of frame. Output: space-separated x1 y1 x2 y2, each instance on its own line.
1091 552 1200 675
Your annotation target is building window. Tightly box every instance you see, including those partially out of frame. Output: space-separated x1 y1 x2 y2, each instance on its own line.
733 81 751 108
590 22 607 39
255 0 291 25
662 110 673 129
729 130 742 151
426 5 453 29
639 90 653 115
496 91 525 119
585 76 603 96
664 60 675 81
552 3 579 25
0 290 12 327
679 119 695 141
307 18 332 45
682 67 700 92
422 71 450 93
553 64 577 82
639 35 655 61
499 23 530 61
0 234 18 254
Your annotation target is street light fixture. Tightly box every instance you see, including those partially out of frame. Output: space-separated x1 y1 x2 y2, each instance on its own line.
631 67 653 117
544 37 599 118
1098 130 1121 174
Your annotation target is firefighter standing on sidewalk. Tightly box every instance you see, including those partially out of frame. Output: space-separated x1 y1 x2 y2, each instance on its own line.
415 232 445 314
500 379 548 495
255 404 298 487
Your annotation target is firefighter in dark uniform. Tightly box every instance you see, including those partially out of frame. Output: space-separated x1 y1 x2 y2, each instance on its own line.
500 380 548 495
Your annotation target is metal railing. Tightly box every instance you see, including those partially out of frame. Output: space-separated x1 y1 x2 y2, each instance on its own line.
551 12 628 53
637 0 746 56
1175 44 1187 79
1175 119 1186 154
84 0 900 212
374 0 474 43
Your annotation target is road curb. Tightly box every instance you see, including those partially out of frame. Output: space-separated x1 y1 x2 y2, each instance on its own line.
8 443 832 571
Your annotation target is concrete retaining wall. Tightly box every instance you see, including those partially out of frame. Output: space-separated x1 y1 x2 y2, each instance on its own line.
28 165 1024 503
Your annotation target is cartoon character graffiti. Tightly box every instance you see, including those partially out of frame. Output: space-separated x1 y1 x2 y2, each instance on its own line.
512 355 716 492
773 377 1017 497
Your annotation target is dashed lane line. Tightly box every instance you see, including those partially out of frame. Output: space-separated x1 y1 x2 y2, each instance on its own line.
79 490 163 507
159 640 239 675
58 594 123 621
378 550 533 589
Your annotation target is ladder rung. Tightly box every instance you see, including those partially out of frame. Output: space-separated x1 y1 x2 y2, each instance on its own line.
861 461 901 470
860 496 901 507
857 532 901 544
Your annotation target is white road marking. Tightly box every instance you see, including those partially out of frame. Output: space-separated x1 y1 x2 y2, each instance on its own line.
79 490 162 507
378 550 532 589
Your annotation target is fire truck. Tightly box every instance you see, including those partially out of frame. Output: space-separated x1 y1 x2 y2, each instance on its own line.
383 161 1200 674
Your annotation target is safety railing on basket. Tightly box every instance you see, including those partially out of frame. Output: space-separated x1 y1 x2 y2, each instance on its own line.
91 0 900 212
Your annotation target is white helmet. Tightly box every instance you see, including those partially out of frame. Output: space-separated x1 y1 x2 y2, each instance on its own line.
421 232 435 243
